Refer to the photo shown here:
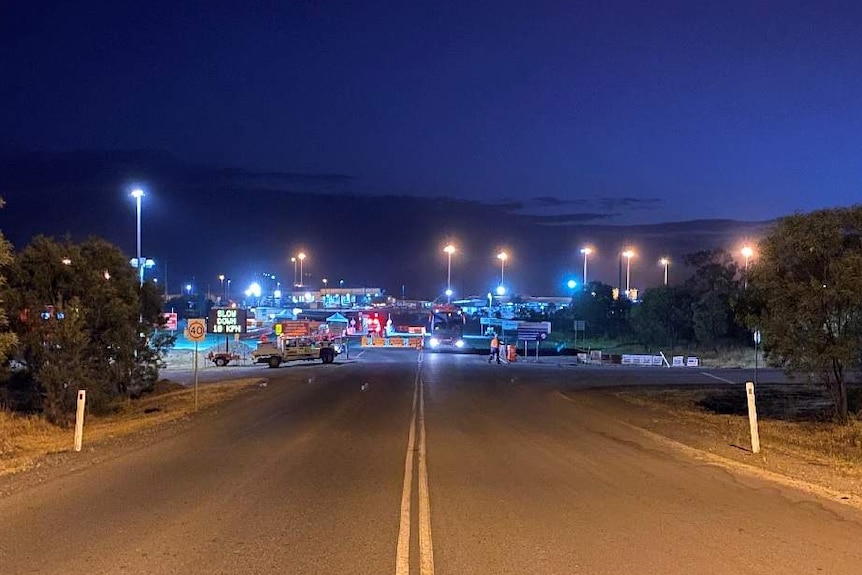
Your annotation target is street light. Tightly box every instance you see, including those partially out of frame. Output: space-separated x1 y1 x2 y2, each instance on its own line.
291 257 297 287
622 249 635 294
444 244 456 303
741 245 754 269
741 245 754 288
298 252 306 287
218 274 225 300
659 258 670 286
131 188 144 286
580 247 593 286
497 251 508 291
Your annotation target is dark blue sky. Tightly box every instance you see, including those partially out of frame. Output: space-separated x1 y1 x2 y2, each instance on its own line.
3 1 861 225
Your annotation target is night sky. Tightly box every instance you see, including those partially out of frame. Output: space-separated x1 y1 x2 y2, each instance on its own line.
1 1 860 297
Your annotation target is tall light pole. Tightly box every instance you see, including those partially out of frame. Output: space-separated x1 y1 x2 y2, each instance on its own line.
741 246 754 288
622 250 635 294
291 257 297 287
298 252 306 287
444 244 455 303
497 251 507 290
131 188 144 286
659 258 670 286
218 274 225 300
580 247 592 286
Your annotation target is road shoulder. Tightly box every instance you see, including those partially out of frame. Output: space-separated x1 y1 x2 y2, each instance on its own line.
560 388 862 511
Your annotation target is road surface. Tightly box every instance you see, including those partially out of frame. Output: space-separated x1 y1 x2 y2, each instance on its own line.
0 349 859 574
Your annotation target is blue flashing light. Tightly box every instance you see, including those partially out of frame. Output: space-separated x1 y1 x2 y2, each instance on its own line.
567 279 577 290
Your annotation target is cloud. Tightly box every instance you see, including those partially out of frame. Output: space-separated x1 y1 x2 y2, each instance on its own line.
495 195 665 223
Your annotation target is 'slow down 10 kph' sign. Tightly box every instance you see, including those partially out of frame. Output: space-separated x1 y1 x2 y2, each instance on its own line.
186 319 207 342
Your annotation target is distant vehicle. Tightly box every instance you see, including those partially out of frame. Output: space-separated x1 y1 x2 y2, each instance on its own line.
206 350 242 367
251 336 342 368
427 304 466 351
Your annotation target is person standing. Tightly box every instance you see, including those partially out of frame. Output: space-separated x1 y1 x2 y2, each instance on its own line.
489 334 500 364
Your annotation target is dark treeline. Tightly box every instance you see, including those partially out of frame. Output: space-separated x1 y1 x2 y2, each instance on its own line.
542 248 750 352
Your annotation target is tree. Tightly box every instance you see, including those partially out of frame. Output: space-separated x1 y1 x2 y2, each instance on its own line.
0 197 17 362
37 297 90 424
692 291 730 348
749 207 862 422
569 282 631 339
4 235 172 417
683 249 747 346
630 286 693 349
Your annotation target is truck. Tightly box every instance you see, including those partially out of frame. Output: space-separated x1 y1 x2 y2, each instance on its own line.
251 336 343 368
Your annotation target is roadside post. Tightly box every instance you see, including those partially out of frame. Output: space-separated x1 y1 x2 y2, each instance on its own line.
535 332 547 362
753 330 761 385
186 319 207 411
745 381 761 454
74 390 86 452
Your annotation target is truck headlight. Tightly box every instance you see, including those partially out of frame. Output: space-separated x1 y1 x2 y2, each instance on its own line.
429 338 440 348
455 339 465 348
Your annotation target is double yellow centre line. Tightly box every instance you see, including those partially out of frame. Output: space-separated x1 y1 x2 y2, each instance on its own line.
395 360 435 575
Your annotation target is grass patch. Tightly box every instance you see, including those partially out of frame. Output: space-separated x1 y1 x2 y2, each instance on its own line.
617 385 862 466
0 378 263 477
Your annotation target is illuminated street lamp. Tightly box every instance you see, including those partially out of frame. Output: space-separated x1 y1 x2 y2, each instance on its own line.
741 245 754 288
622 249 635 294
580 247 593 286
659 258 670 285
218 274 225 300
298 252 306 287
130 188 145 286
444 244 456 303
741 245 754 269
497 251 508 291
291 256 297 287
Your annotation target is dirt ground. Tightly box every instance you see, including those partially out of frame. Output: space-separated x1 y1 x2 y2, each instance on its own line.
568 383 862 508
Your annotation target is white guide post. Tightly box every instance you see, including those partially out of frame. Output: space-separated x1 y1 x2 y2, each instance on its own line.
745 381 760 454
74 390 86 452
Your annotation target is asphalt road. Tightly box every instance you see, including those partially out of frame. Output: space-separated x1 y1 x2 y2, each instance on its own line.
1 349 860 574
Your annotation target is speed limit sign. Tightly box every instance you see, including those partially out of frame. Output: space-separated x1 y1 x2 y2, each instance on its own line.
186 319 207 342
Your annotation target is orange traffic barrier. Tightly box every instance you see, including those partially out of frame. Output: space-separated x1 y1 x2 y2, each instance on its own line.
507 345 517 362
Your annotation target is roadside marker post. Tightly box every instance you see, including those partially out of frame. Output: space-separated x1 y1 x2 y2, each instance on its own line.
186 318 207 411
74 390 86 452
745 381 761 454
194 341 199 411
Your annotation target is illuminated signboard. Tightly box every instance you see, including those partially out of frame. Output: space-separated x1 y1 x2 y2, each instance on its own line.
162 312 178 331
207 307 248 335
